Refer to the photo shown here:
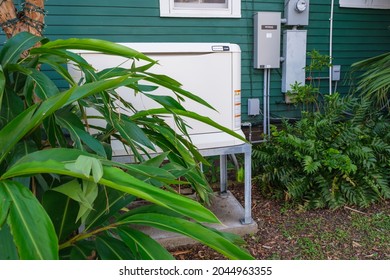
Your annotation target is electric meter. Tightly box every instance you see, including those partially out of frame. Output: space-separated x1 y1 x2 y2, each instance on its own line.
295 0 307 13
284 0 309 26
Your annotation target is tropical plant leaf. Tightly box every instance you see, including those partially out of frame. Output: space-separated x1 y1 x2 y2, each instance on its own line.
52 179 98 223
117 227 174 260
85 188 136 231
43 115 68 148
0 193 11 226
144 74 215 110
56 111 107 157
0 65 4 110
27 68 60 99
131 108 248 143
63 76 143 106
0 87 25 128
0 181 58 259
0 32 42 68
42 190 80 242
2 149 220 224
37 38 155 63
113 116 156 152
64 155 103 183
68 240 96 260
0 87 73 164
120 213 254 260
0 224 19 260
95 235 134 260
144 93 186 111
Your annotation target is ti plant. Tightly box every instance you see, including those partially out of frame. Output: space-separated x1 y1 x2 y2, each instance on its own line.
0 32 252 260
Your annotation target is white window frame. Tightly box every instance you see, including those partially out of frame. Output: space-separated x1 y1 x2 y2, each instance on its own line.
340 0 390 9
159 0 241 18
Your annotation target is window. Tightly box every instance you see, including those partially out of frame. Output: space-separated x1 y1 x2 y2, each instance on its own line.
340 0 390 9
159 0 241 18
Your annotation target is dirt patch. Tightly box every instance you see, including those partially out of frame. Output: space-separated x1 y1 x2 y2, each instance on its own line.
170 181 390 260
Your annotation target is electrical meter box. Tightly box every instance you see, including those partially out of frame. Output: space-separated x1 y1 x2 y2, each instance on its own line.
284 0 310 26
282 30 307 95
253 12 281 69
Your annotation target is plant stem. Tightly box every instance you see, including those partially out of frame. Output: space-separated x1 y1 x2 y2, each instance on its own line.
59 223 120 250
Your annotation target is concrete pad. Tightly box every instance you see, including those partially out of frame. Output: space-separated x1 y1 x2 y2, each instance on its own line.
134 191 258 249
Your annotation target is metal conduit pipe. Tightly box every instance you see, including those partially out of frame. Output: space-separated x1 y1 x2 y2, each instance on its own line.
329 0 335 95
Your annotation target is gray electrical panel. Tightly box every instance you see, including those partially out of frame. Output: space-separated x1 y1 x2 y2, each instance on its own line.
253 12 281 69
248 98 260 116
282 30 307 94
284 0 310 26
332 65 341 81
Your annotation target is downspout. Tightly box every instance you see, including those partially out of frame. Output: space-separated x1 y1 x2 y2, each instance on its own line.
329 0 335 95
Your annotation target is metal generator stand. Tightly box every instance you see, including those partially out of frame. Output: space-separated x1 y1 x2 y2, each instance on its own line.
112 142 253 225
198 143 253 225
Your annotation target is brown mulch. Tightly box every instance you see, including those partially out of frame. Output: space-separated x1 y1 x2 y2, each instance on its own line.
169 181 390 260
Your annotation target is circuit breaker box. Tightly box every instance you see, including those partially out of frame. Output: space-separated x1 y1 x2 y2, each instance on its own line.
253 12 281 69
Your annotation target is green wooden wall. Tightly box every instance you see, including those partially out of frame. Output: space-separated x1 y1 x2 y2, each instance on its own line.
2 0 390 123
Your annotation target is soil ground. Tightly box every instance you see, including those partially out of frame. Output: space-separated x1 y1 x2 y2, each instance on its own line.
169 180 390 260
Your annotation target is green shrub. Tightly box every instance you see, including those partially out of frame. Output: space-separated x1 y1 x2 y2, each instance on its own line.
252 93 390 209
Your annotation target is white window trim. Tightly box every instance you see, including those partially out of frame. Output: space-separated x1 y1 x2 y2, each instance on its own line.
159 0 241 18
340 0 390 9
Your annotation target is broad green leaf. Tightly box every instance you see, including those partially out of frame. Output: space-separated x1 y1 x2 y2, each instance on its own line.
38 55 77 86
52 179 98 223
56 112 107 157
113 116 156 152
144 74 215 110
0 181 58 259
42 190 80 242
0 194 11 226
43 115 68 148
144 93 186 111
63 76 143 106
0 224 19 260
0 87 73 164
117 227 174 260
121 213 253 260
85 188 136 231
132 108 248 143
141 152 170 167
64 155 103 183
28 68 60 99
52 180 91 207
7 140 38 168
0 106 36 163
0 87 25 128
0 32 42 67
97 62 157 79
118 204 184 220
80 180 99 223
145 123 196 166
95 235 134 260
68 240 96 260
38 38 155 63
0 65 4 110
3 149 220 224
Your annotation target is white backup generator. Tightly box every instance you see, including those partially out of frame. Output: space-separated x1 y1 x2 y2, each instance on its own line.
68 43 245 156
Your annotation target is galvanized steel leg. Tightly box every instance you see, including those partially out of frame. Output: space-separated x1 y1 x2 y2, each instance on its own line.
242 144 252 224
220 154 228 195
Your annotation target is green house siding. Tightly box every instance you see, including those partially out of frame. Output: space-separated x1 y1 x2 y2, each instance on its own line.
2 0 389 122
